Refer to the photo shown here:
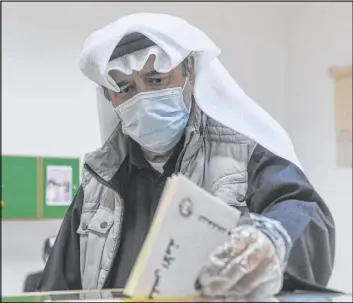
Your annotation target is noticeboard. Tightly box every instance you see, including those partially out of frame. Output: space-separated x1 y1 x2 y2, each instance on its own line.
1 155 80 220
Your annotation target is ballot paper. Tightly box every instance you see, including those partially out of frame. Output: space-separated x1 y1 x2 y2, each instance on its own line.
124 173 241 299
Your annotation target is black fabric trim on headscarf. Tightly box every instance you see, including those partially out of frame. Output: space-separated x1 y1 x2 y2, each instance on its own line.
109 32 156 61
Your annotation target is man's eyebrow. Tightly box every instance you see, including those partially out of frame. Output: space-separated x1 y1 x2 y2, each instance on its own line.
115 70 164 87
116 80 131 88
141 70 163 77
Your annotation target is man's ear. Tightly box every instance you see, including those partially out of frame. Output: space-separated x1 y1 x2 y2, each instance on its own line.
187 56 196 86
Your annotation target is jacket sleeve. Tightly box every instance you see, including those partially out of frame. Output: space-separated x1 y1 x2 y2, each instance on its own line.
37 186 84 291
246 144 335 291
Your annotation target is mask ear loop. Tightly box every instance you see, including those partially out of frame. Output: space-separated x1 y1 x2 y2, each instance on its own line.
182 77 193 112
182 76 189 92
182 54 194 111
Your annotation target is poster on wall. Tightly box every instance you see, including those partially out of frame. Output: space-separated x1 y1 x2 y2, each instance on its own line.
45 165 73 206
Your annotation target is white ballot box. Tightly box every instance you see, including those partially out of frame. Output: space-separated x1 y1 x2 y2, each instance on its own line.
124 174 241 299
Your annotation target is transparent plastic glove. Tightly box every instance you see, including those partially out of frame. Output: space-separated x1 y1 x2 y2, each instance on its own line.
197 225 283 300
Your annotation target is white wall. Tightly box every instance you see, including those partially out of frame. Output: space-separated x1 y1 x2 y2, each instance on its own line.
284 2 352 293
1 1 351 295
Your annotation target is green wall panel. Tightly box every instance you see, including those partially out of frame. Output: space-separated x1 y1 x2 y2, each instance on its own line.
1 155 80 220
1 156 38 219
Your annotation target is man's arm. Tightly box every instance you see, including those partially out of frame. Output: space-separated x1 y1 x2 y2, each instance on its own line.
37 186 84 291
246 144 335 291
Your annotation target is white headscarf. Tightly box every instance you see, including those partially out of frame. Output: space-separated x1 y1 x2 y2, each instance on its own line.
79 13 303 171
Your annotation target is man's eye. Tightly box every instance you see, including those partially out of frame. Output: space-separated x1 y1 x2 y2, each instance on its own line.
120 86 133 94
149 78 164 85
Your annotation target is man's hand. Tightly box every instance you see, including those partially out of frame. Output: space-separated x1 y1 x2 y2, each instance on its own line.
197 225 283 299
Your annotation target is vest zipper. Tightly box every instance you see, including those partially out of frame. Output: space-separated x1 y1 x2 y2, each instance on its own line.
175 131 196 171
84 163 125 288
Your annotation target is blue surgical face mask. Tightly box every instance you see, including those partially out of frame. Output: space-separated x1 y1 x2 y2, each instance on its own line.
114 79 190 154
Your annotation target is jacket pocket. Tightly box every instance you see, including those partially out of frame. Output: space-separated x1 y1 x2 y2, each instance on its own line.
79 208 114 289
88 208 114 235
211 172 249 213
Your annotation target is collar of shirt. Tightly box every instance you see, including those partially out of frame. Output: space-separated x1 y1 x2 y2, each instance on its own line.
128 136 185 175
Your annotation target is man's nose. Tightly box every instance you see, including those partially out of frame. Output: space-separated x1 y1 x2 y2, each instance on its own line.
131 71 148 94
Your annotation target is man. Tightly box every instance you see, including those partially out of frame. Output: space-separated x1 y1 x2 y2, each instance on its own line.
23 236 56 292
38 13 335 299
